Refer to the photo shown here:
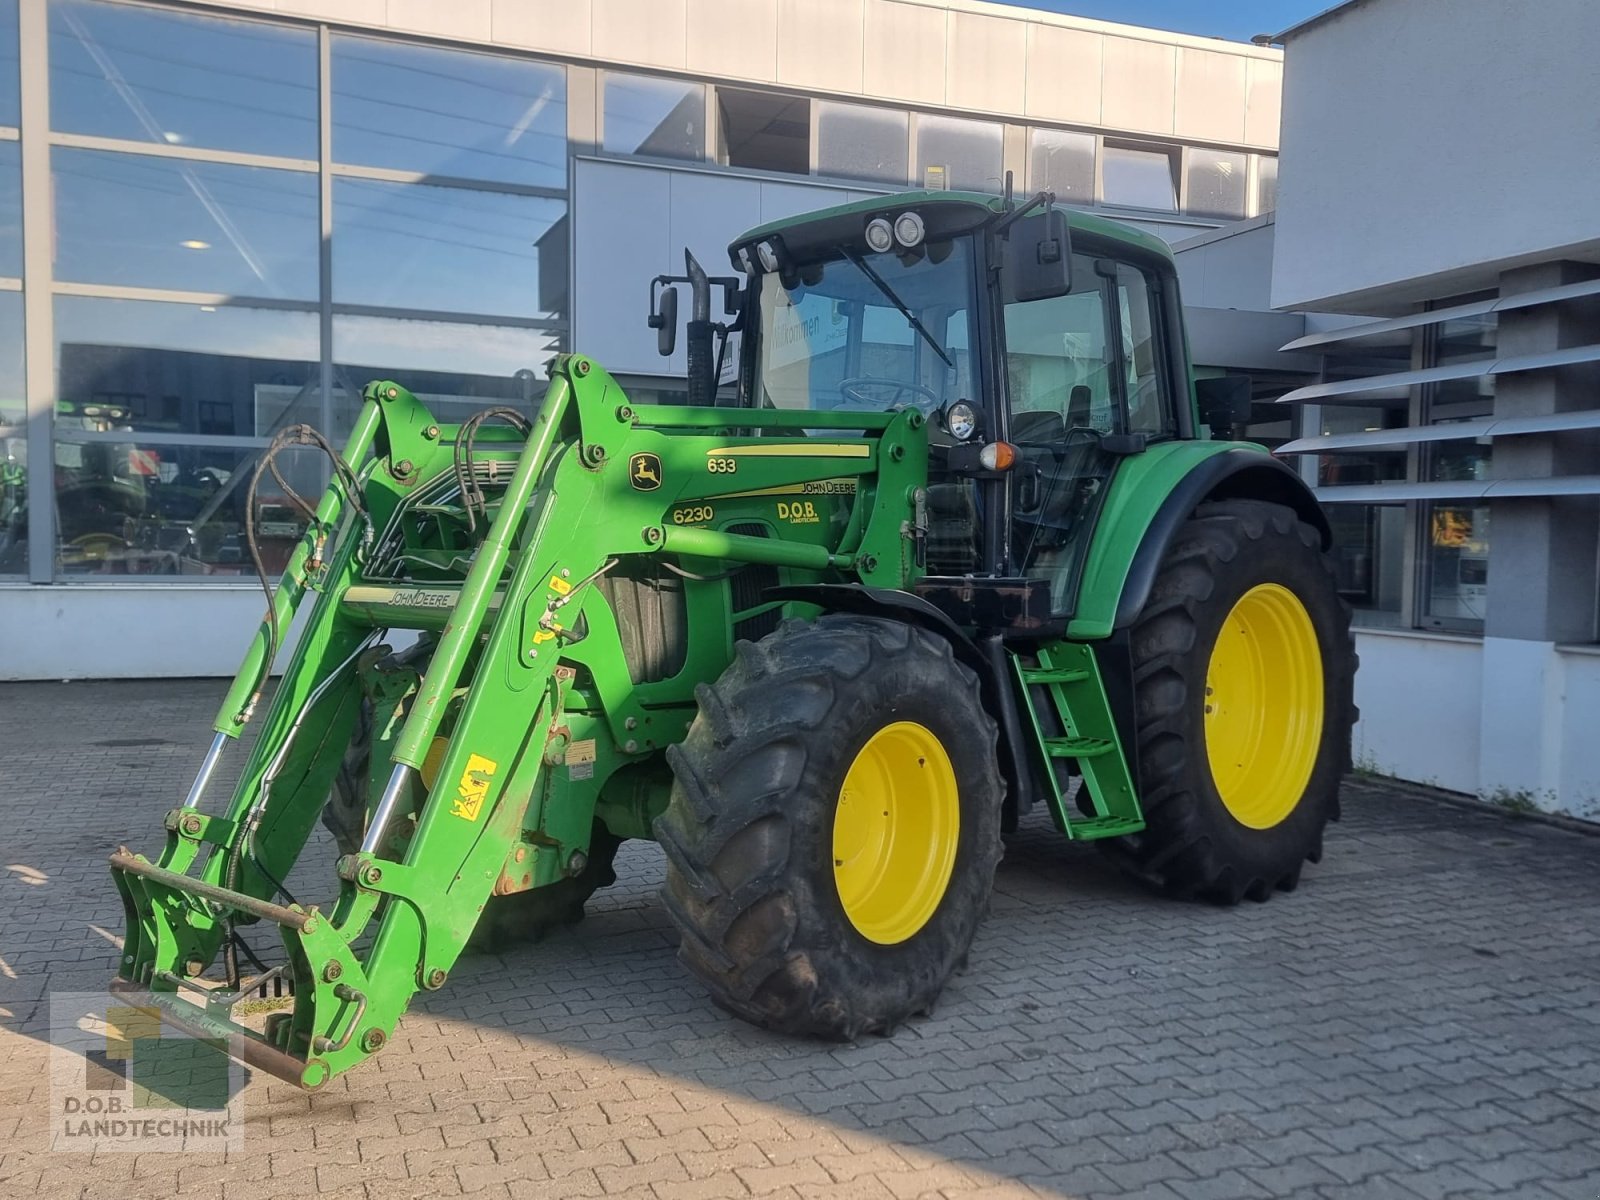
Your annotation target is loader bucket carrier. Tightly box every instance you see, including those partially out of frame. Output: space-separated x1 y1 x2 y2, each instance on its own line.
111 190 1353 1088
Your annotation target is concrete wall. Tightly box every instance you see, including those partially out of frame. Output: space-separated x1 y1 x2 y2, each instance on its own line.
0 583 268 679
1272 0 1600 313
1350 629 1484 796
178 0 1282 150
1348 628 1600 820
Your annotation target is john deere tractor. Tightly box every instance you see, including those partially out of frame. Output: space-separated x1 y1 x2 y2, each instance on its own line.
110 190 1353 1088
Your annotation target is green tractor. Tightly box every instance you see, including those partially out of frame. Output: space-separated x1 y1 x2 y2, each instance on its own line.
110 189 1353 1088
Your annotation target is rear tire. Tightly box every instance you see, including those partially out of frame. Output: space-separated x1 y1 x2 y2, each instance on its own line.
1112 499 1355 903
657 615 1004 1039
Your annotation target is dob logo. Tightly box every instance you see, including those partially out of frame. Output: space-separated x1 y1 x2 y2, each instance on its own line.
778 500 821 524
629 452 663 491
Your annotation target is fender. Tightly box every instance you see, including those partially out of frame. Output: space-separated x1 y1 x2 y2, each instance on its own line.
1111 449 1330 632
766 584 1036 828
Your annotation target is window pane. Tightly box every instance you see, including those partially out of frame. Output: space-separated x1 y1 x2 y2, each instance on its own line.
53 148 319 299
1329 504 1405 628
1184 147 1247 219
332 36 566 188
1029 128 1095 204
0 289 21 575
334 179 566 319
917 115 1002 192
1101 143 1177 211
332 314 561 437
1 0 18 128
717 87 809 175
0 290 20 424
817 101 907 185
604 73 703 161
1256 155 1278 215
0 139 19 278
0 425 23 575
1116 264 1171 435
54 439 268 576
1424 503 1489 627
55 295 320 437
49 0 316 159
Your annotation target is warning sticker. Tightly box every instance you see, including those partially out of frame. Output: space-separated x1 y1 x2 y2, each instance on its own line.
565 738 596 782
450 753 498 822
549 574 572 596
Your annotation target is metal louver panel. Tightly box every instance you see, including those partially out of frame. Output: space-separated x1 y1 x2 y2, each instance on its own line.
1278 408 1600 455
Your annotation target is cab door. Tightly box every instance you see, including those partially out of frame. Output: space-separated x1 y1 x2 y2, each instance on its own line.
1000 253 1177 616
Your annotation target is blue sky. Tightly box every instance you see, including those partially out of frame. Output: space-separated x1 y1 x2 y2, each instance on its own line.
1007 1 1331 44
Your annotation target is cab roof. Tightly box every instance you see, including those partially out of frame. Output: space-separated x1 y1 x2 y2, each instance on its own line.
728 189 1174 269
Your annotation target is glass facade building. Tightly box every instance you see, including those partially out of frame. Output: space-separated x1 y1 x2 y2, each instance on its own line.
0 0 1282 675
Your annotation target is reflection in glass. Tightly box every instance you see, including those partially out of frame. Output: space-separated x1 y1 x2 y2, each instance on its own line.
817 101 907 185
604 73 703 161
54 295 321 437
1183 147 1247 219
1 0 18 127
0 288 21 574
332 314 562 437
48 0 316 158
0 290 21 424
1424 502 1489 626
1256 155 1278 215
1028 128 1095 204
0 425 23 575
54 148 319 299
916 115 1002 192
1101 143 1177 211
0 140 19 278
334 179 566 319
332 35 566 188
54 438 265 576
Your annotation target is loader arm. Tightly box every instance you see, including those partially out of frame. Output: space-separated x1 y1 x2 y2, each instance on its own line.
111 356 927 1088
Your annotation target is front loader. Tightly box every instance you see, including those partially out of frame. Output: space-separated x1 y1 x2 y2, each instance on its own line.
110 190 1354 1088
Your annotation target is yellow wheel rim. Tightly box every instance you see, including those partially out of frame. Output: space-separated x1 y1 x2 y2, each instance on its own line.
832 721 960 945
1203 583 1324 830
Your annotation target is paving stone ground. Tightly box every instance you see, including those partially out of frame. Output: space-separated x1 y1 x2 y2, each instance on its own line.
1 678 1599 1200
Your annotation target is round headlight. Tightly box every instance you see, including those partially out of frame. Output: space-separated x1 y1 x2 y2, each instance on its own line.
893 211 925 248
864 217 894 254
945 401 978 442
756 240 781 272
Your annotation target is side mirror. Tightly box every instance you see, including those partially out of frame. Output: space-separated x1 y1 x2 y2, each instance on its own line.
1004 208 1072 302
648 285 679 357
1195 376 1253 439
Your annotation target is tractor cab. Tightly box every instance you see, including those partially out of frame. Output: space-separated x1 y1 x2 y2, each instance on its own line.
664 191 1195 628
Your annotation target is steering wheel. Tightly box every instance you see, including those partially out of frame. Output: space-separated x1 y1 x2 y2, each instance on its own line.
837 377 942 412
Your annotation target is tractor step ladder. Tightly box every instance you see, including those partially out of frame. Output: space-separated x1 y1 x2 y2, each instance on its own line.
1014 642 1144 840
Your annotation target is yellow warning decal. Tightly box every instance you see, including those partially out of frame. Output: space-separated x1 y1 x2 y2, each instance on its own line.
548 574 572 596
706 444 870 459
450 753 497 822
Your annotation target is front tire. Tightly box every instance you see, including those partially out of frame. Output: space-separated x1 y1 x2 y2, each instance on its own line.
1114 499 1356 903
657 615 1004 1039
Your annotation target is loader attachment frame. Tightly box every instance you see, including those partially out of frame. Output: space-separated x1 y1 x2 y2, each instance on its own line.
110 357 933 1088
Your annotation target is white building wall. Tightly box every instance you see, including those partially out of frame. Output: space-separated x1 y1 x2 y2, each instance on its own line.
1272 0 1600 313
179 0 1282 151
0 584 268 680
1349 630 1483 797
